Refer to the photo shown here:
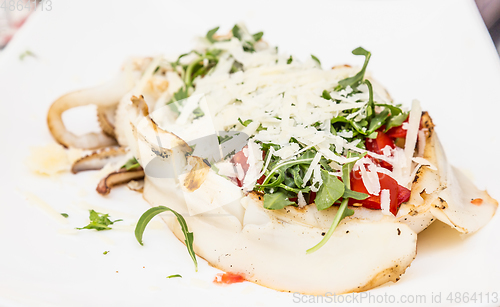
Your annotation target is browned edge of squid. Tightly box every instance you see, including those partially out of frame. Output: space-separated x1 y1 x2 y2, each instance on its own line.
46 74 132 149
96 167 145 195
71 147 128 174
97 105 118 138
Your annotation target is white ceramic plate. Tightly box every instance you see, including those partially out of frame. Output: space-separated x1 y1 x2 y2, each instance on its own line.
1 0 499 306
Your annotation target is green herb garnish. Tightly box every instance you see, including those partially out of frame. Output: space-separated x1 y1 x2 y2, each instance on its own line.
336 47 371 90
314 170 345 211
167 274 182 279
252 31 263 42
263 191 295 210
193 107 204 119
232 24 242 40
135 206 197 271
307 164 357 253
122 157 140 171
206 26 220 43
231 24 264 52
238 118 253 127
19 50 36 61
61 213 69 218
311 54 321 67
385 112 408 132
218 135 233 144
306 198 354 254
77 210 122 231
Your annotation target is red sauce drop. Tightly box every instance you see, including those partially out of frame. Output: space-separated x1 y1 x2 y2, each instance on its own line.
471 198 483 206
213 272 245 284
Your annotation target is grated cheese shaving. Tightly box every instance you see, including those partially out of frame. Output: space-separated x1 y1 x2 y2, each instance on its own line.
355 157 381 196
402 100 422 186
302 152 322 188
380 189 391 216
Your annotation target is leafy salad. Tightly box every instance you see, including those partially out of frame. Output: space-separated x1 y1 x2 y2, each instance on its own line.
130 24 413 254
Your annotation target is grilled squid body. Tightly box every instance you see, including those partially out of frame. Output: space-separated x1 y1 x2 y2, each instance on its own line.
47 51 497 293
116 90 496 294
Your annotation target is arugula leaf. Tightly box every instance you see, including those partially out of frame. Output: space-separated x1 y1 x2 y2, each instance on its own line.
167 87 189 105
305 152 368 252
224 149 236 160
315 170 345 211
364 79 375 118
238 118 253 127
232 24 242 40
277 183 311 194
135 206 198 271
167 274 182 279
337 47 371 90
331 116 367 136
263 191 295 210
193 107 204 119
319 157 334 172
385 112 408 132
256 123 266 131
306 198 354 254
173 53 190 66
343 188 369 200
258 169 285 188
252 32 264 42
368 108 390 134
375 103 403 117
342 152 364 189
258 157 314 189
231 24 263 52
77 210 122 231
218 135 233 144
289 165 304 189
206 26 220 43
322 90 332 100
122 157 140 171
311 54 321 67
230 61 244 73
282 173 296 189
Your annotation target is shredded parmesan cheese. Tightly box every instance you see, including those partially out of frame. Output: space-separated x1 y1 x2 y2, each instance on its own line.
355 158 381 196
380 189 391 216
302 152 322 188
402 100 422 186
297 191 307 208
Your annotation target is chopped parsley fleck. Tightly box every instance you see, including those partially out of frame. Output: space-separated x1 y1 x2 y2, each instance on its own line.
76 210 122 231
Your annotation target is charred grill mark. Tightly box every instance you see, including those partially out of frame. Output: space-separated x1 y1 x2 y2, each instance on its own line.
434 197 448 210
183 156 210 192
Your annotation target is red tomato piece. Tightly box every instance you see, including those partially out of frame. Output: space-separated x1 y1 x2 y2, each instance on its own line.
365 130 396 153
213 272 245 284
231 148 250 173
385 125 407 139
396 185 411 215
256 174 266 185
230 147 250 187
308 191 317 205
349 170 410 216
365 131 395 170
